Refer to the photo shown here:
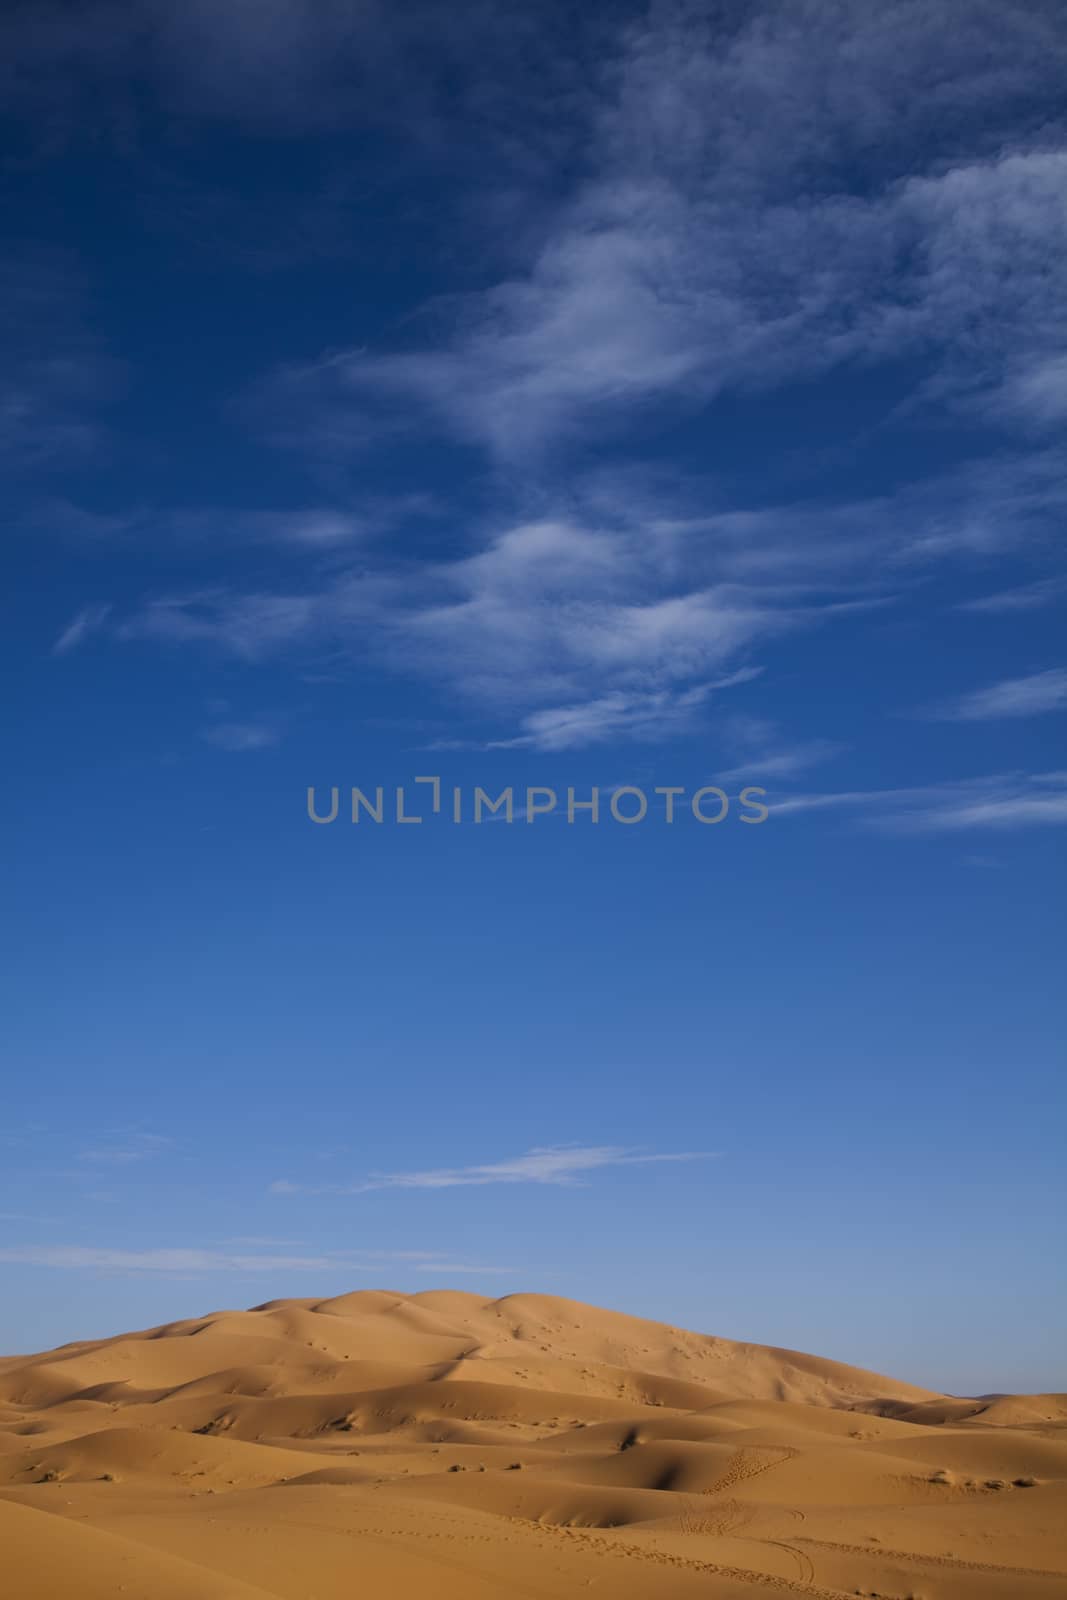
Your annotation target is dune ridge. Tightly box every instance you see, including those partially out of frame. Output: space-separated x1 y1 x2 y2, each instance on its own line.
1 1289 1064 1598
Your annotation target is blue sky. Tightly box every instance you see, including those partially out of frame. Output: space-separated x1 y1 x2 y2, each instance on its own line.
2 0 1065 1394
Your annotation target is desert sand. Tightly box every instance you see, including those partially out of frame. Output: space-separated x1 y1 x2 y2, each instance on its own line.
1 1290 1064 1598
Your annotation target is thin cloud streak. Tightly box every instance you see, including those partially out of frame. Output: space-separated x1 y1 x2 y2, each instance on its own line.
413 1263 515 1276
53 604 111 655
0 1245 507 1277
956 577 1067 614
925 669 1067 721
486 674 763 752
718 739 843 784
775 772 1067 831
202 720 282 752
77 1133 172 1165
272 1144 718 1196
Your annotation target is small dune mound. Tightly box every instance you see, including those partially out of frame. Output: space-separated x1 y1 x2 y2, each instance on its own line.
1 1424 313 1489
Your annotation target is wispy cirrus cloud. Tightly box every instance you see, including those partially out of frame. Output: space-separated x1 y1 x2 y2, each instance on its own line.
925 669 1067 721
776 772 1067 831
0 1246 349 1274
264 4 1067 462
389 522 822 713
483 672 763 752
36 501 428 553
118 588 329 660
327 151 1067 460
718 743 843 784
77 1133 172 1165
272 1143 717 1196
715 713 844 784
159 507 374 550
957 577 1067 614
33 3 1067 760
52 603 111 655
107 509 893 745
202 719 282 752
85 445 1058 755
0 1245 510 1277
993 353 1067 430
111 533 783 719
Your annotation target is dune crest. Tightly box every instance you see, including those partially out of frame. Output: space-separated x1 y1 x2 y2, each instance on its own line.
1 1289 1064 1598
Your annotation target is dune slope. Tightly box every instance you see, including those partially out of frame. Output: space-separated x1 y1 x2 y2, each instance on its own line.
1 1289 1064 1598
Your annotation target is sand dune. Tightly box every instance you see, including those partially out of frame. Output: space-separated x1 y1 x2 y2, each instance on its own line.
1 1290 1063 1597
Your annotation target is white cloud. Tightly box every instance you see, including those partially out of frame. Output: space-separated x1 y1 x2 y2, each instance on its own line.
119 589 326 660
140 11 1066 745
52 603 111 656
776 772 1067 831
486 672 763 752
273 1144 717 1195
288 152 1067 460
30 3 1067 756
390 521 814 713
957 577 1067 613
718 740 843 784
412 1262 514 1276
0 1244 506 1276
996 354 1067 428
270 4 1067 461
91 452 1065 749
68 503 422 551
112 507 877 742
928 669 1067 720
168 507 373 549
0 1246 344 1274
202 720 281 751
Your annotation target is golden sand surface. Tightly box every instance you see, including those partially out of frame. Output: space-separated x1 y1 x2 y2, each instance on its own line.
2 1290 1064 1598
